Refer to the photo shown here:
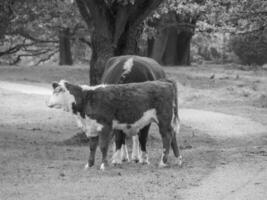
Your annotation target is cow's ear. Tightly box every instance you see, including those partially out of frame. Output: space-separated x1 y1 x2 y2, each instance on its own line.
52 82 59 89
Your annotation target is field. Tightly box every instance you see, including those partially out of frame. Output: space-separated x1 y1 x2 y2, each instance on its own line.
0 64 267 200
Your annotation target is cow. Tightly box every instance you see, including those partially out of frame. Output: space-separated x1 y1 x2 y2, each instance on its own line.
101 55 166 165
47 79 182 170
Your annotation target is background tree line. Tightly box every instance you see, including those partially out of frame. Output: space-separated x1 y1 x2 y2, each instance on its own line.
0 0 266 84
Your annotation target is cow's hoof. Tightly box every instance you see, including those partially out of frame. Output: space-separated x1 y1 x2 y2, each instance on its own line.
132 158 139 163
112 150 123 165
159 163 169 168
84 163 89 170
139 152 150 165
177 155 183 167
159 160 169 168
121 145 130 162
131 154 140 163
84 162 94 170
100 163 106 171
84 163 91 170
111 159 122 166
140 160 150 165
122 158 129 162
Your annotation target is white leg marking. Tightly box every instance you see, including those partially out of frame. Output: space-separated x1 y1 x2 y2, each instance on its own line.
84 162 89 170
111 149 122 165
121 144 130 162
112 142 116 154
139 151 150 164
131 135 140 162
177 155 183 167
159 150 168 168
100 163 105 171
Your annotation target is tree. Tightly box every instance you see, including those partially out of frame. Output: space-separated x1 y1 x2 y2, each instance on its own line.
75 0 164 85
145 0 204 66
0 0 14 39
228 0 267 65
59 28 73 65
0 0 88 65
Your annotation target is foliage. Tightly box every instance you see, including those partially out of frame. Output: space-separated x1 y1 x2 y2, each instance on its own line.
183 0 267 64
0 0 88 65
1 0 267 65
227 0 267 65
231 28 267 65
191 32 238 64
143 0 205 38
228 0 267 32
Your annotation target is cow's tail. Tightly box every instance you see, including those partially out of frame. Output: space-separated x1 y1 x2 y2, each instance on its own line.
170 79 180 134
168 79 181 158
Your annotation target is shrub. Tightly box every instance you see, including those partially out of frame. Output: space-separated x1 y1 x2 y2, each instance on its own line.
191 32 234 64
231 28 267 65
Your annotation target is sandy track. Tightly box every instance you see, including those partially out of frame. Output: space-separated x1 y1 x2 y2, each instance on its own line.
0 81 51 95
1 80 267 200
1 81 266 138
181 109 267 137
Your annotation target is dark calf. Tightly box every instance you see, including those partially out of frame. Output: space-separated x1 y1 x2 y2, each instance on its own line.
47 79 182 170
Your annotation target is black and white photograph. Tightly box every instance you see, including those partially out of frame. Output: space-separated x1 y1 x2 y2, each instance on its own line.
0 0 267 199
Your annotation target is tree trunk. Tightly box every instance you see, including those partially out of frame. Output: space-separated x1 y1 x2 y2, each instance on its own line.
146 37 154 57
151 28 169 62
89 33 114 85
75 0 164 85
89 24 142 85
59 28 73 65
151 27 192 66
0 0 13 39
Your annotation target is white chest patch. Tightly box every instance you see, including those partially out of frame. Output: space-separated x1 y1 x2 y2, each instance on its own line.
112 109 158 136
84 116 103 137
74 114 86 131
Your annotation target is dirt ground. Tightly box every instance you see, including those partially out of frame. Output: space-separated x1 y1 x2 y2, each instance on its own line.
0 64 267 200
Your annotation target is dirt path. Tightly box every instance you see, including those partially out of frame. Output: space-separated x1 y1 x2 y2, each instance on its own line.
1 80 266 137
1 80 267 200
0 81 51 95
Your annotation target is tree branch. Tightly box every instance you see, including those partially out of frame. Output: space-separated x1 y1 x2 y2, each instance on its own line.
76 0 93 29
0 41 36 57
129 0 164 26
9 48 54 65
15 29 58 43
78 37 92 47
34 49 58 66
112 4 131 46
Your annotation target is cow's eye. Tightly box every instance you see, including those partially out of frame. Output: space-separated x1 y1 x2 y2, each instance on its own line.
58 88 65 93
53 91 59 95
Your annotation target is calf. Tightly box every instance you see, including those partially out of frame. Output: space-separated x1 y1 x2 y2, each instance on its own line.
47 79 182 170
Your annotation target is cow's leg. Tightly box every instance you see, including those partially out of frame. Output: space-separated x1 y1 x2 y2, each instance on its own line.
139 124 150 164
121 133 129 162
99 124 112 170
158 125 172 168
84 136 98 169
112 130 129 165
171 131 183 167
131 135 140 163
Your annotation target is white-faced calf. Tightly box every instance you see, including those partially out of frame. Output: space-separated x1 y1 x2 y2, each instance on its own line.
47 79 182 170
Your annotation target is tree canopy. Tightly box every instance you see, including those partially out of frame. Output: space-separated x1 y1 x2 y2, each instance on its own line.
0 0 266 67
0 0 87 65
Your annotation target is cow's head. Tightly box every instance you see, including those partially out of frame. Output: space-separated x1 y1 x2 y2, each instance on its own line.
47 80 75 112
